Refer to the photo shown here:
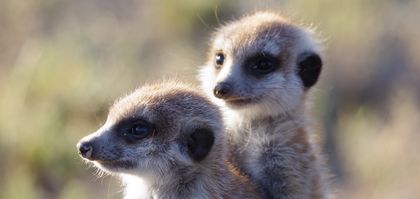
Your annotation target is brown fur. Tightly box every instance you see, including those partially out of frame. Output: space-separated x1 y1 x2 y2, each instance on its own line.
77 80 260 199
199 11 332 199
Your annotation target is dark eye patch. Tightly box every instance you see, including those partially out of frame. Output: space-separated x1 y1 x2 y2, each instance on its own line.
114 117 155 144
244 53 280 78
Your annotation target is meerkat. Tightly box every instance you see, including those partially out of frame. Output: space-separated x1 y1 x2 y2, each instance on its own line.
199 12 331 199
77 81 260 199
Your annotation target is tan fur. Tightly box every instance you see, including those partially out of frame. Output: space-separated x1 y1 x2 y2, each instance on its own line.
199 11 332 199
77 80 260 199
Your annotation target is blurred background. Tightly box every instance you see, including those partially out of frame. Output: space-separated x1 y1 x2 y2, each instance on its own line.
1 0 419 198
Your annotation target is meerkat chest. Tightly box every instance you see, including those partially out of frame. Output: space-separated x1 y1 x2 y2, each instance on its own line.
227 116 301 176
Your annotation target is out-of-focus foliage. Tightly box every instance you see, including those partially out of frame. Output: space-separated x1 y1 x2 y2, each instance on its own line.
0 0 419 198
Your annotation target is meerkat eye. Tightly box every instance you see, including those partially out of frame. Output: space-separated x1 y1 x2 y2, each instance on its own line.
121 121 154 143
247 54 278 76
132 125 149 136
215 53 225 69
253 57 274 71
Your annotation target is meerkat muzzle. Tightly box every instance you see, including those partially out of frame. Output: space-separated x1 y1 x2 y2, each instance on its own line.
77 141 93 159
213 82 233 99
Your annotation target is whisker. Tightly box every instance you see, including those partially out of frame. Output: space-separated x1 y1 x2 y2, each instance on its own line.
108 175 111 199
214 5 221 26
196 14 211 31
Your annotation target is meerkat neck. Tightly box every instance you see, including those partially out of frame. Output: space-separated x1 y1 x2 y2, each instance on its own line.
123 163 235 199
225 103 307 130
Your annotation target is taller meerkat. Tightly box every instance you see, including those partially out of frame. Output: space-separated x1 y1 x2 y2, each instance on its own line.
200 12 331 199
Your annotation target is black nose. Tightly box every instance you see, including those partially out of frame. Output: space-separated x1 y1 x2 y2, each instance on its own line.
77 142 93 158
213 82 232 99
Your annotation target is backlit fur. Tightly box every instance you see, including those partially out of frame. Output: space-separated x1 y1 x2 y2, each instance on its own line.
199 12 332 199
77 81 260 199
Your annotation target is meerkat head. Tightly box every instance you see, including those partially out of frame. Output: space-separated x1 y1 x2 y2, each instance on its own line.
199 11 322 119
77 81 224 182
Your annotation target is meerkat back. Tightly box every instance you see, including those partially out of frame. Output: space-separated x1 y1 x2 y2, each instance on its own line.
199 12 332 199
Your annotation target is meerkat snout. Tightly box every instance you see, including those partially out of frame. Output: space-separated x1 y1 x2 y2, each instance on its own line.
213 82 233 99
77 141 93 159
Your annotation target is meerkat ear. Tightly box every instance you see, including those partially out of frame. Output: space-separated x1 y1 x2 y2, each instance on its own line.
187 128 214 161
297 51 322 88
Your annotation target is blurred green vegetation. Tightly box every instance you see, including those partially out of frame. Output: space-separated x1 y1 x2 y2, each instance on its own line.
0 0 419 199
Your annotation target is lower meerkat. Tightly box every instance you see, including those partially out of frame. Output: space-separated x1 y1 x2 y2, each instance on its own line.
199 12 331 199
77 81 260 199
